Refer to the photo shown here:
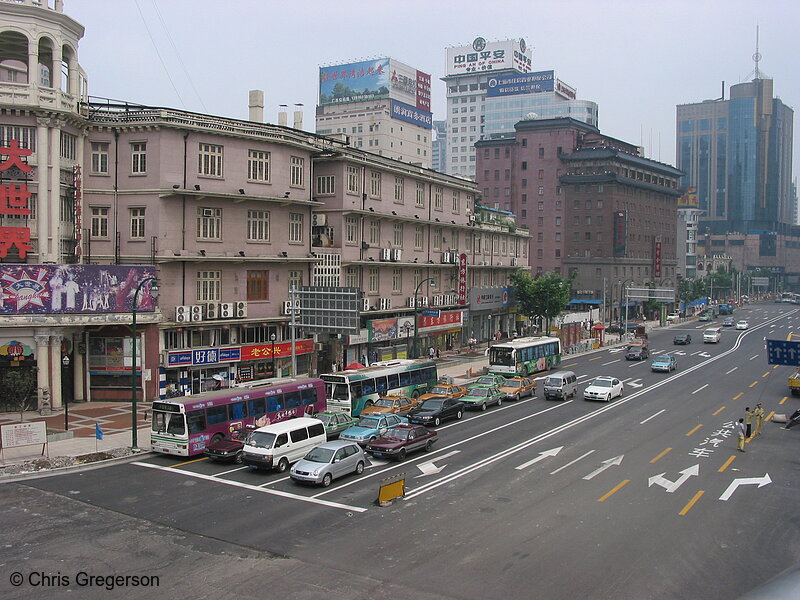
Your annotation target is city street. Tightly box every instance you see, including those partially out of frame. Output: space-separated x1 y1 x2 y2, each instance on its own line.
3 303 800 600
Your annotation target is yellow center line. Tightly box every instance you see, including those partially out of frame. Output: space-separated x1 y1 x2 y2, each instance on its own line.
597 479 630 502
712 406 726 416
562 362 578 368
650 448 672 463
766 411 775 422
773 365 780 370
779 397 788 405
168 456 209 468
686 424 703 436
589 356 603 361
762 371 770 378
733 393 744 400
718 456 736 472
679 490 705 516
749 381 759 388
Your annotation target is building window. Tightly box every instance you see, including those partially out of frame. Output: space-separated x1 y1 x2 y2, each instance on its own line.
538 147 544 157
246 270 269 301
129 208 145 239
370 171 381 198
538 201 544 211
90 207 109 238
434 186 443 210
60 132 77 160
198 143 223 177
90 142 109 174
368 267 379 294
433 227 442 251
131 142 147 174
452 191 460 213
197 207 222 240
290 156 304 187
288 270 303 290
197 270 221 302
415 225 424 250
247 209 270 242
369 219 380 246
60 195 74 223
347 166 360 194
538 169 544 179
288 213 304 243
248 149 270 182
344 266 358 288
394 176 404 203
393 223 404 247
0 125 36 151
392 268 402 293
416 182 425 207
345 216 359 245
538 186 544 196
315 175 335 195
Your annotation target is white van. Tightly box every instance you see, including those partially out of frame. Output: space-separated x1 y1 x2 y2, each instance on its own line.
703 327 722 343
543 371 578 400
241 417 326 472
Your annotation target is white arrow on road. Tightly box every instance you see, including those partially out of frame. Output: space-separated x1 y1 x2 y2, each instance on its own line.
582 455 624 480
698 352 711 358
515 446 564 471
673 350 687 356
627 379 644 388
416 450 460 477
608 348 625 354
648 464 699 493
719 473 772 501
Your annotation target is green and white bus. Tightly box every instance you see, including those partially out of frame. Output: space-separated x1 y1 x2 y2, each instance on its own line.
321 359 438 416
488 336 562 377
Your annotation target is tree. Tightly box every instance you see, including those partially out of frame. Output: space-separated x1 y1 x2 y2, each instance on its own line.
511 270 571 333
3 369 37 422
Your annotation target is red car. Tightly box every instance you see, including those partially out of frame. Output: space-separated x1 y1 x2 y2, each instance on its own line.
364 424 437 461
204 425 256 463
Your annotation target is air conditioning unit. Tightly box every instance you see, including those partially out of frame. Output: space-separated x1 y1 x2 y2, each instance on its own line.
315 342 324 351
311 212 327 227
190 305 204 321
206 302 219 319
175 305 192 323
380 248 392 261
511 257 518 266
468 215 476 223
450 253 459 264
420 296 429 307
219 302 234 319
362 298 371 311
481 260 489 266
406 296 416 308
393 249 402 262
234 301 248 318
202 208 214 217
442 252 451 264
283 300 299 315
432 295 443 306
379 298 392 310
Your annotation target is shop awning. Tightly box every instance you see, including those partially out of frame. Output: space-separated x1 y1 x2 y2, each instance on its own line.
567 299 603 305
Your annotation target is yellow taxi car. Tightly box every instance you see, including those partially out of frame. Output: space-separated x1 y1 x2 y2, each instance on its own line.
418 383 469 403
361 394 420 417
498 376 537 401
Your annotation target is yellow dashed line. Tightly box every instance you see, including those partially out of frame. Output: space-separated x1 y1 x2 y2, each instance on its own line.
733 393 744 400
779 397 788 405
589 356 603 361
749 381 759 388
598 479 630 502
766 411 775 422
562 362 578 368
718 456 736 472
168 456 208 468
686 424 703 436
650 448 672 463
679 490 705 516
762 371 770 378
712 406 726 416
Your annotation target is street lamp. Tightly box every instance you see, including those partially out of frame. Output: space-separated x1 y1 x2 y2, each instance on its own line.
270 332 277 378
413 277 435 359
131 276 159 451
62 354 70 431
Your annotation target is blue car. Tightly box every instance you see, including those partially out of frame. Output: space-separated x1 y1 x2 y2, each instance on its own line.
651 355 677 372
339 413 407 446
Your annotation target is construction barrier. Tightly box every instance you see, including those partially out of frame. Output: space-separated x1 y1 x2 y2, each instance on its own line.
376 472 406 506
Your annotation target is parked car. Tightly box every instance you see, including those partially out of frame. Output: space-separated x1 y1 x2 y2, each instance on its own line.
605 324 622 334
723 317 735 327
365 424 437 461
498 376 537 400
583 376 624 402
289 440 366 487
339 413 407 445
360 394 420 417
651 355 678 372
460 385 505 411
314 411 358 440
736 320 749 330
471 373 507 388
418 382 468 402
407 397 464 426
673 333 692 345
204 425 256 463
625 345 650 361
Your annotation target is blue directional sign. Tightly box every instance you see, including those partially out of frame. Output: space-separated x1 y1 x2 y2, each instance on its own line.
766 339 800 366
420 309 441 318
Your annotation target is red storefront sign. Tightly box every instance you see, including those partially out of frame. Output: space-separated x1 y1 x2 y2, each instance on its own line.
458 253 468 305
653 239 662 278
0 140 33 259
418 310 463 330
240 339 314 361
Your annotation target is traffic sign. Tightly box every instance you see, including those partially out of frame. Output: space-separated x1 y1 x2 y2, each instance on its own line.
766 339 800 366
420 309 441 318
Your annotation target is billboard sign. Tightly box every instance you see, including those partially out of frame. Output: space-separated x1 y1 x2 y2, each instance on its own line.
458 253 468 305
766 339 800 366
390 99 433 129
653 238 662 278
468 287 512 310
487 71 554 97
613 211 627 256
320 59 430 110
677 187 699 209
446 37 532 76
555 79 576 100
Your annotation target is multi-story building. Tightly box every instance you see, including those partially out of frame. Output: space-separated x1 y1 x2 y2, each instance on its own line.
476 117 683 320
676 189 703 280
0 0 528 410
315 58 433 167
431 120 447 173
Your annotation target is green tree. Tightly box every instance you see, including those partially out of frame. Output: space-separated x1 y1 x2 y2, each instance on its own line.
3 369 37 422
510 270 571 333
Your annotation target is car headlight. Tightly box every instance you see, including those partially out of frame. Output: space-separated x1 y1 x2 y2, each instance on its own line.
312 469 321 476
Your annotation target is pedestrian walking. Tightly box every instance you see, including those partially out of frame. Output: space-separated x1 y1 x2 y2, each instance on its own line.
753 403 765 436
428 346 436 360
736 418 746 452
744 407 753 438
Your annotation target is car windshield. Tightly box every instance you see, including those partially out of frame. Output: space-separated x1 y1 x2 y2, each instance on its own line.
505 380 522 388
316 414 333 426
469 388 490 397
229 429 252 442
357 417 381 428
593 379 613 387
428 386 451 395
374 399 395 408
303 447 335 463
248 431 276 448
420 399 445 409
476 377 497 385
384 429 411 441
544 377 562 387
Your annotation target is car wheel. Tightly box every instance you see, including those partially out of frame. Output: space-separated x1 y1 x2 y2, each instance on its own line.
424 440 433 452
481 403 487 411
397 448 407 461
368 436 377 444
276 457 289 473
497 397 503 407
355 461 364 475
456 410 463 420
234 452 243 464
606 394 611 402
321 473 333 487
433 417 441 427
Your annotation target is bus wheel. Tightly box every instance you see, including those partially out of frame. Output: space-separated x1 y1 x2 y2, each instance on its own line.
365 400 374 408
210 433 224 445
276 457 289 473
411 390 420 399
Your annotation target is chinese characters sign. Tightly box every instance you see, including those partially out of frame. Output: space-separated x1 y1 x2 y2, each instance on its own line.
487 71 554 97
0 139 33 258
458 253 468 305
653 239 662 278
446 38 532 76
613 211 627 257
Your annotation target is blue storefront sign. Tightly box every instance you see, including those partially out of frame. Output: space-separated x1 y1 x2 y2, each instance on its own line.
168 347 241 367
390 99 433 129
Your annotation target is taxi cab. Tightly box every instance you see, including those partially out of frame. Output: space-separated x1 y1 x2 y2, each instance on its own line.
498 376 537 401
417 383 469 403
360 394 420 417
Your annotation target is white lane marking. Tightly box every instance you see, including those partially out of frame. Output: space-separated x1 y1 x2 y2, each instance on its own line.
749 355 759 360
515 446 564 471
691 351 703 356
132 461 367 512
577 374 589 380
726 367 738 375
602 359 621 366
213 465 249 477
628 361 646 367
692 384 709 395
719 474 772 501
416 450 461 477
582 455 624 480
627 379 644 388
550 450 595 475
640 409 666 424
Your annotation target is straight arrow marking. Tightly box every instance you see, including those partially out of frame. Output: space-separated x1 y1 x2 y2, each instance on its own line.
515 446 564 470
719 473 772 501
583 455 624 480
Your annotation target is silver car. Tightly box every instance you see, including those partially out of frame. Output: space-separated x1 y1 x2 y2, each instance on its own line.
289 440 366 487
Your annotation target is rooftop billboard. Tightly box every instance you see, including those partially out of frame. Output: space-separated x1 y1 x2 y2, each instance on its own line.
446 37 532 76
319 58 430 110
486 70 554 97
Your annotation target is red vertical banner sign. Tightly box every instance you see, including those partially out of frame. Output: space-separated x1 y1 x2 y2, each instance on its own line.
0 139 33 258
653 238 662 278
458 253 468 305
73 165 82 260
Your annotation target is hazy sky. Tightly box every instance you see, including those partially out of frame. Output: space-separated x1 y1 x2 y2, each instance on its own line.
66 0 799 176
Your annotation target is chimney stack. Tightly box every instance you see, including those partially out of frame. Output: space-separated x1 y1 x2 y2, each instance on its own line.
278 105 288 127
293 104 304 130
248 90 264 122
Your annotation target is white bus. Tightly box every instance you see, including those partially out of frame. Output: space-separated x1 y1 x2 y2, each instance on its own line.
488 336 562 377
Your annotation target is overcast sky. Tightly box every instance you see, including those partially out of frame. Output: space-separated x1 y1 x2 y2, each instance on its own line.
66 0 799 177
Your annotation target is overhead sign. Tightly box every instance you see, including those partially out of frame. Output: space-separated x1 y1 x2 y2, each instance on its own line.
766 339 800 366
486 70 554 97
420 309 441 318
752 277 769 288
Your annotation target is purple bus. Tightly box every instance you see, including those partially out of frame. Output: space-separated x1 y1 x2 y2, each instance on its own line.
150 378 327 457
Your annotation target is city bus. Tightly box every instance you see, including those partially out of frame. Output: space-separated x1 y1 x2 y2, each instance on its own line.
488 336 562 377
321 359 438 417
150 377 327 457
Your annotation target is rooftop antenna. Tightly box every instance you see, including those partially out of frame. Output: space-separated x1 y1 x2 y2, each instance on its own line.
753 25 762 79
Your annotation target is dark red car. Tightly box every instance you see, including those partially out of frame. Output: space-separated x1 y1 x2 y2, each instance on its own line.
204 425 256 463
364 424 437 461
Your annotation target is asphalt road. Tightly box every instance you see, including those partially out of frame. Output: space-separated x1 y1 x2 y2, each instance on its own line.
3 302 800 600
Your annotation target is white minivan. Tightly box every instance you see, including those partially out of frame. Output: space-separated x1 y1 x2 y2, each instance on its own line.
241 417 326 472
703 327 722 343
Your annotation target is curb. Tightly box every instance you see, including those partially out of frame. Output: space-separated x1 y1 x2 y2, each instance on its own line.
0 450 155 483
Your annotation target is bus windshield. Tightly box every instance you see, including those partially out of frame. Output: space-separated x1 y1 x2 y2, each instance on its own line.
325 381 350 401
490 347 514 366
152 412 186 436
